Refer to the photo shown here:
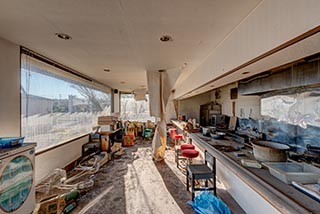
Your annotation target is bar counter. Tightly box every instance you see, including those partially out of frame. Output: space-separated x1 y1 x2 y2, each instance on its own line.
171 120 320 214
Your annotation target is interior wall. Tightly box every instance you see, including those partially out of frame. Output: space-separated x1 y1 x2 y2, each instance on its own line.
213 83 260 119
179 91 212 122
0 37 20 136
179 83 260 123
35 135 89 184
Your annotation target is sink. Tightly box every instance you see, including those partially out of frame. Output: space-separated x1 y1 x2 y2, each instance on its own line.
262 162 320 184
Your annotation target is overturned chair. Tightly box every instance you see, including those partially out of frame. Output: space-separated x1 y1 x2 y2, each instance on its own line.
186 150 217 200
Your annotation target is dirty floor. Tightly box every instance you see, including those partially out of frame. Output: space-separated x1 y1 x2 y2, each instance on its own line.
36 138 244 214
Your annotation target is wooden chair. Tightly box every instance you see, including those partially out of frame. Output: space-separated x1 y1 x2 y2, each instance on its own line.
186 150 217 200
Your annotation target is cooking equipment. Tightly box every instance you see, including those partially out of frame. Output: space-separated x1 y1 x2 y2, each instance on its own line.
201 126 216 136
262 162 320 184
210 132 226 139
252 141 289 162
200 103 221 126
211 114 229 128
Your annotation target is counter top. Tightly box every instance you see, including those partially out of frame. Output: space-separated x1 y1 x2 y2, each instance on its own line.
171 120 320 214
189 132 320 214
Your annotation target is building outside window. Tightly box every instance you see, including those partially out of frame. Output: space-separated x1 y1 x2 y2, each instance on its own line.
21 54 111 151
120 93 155 122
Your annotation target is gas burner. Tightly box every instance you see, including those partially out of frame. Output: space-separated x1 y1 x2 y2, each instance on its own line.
289 152 320 168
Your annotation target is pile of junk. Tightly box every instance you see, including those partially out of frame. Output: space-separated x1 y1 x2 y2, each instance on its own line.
35 143 125 214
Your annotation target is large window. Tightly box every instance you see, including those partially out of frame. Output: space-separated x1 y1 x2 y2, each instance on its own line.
21 54 111 151
120 93 154 122
261 88 320 128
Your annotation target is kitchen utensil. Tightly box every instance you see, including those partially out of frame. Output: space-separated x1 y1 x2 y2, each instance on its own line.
210 132 226 139
201 126 216 136
252 141 289 162
241 159 262 168
263 162 320 184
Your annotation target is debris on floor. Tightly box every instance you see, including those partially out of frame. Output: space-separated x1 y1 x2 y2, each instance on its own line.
35 137 243 214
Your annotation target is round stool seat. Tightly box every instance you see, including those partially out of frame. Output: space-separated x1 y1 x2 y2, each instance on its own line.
174 134 183 140
181 149 199 159
169 128 177 138
180 144 195 150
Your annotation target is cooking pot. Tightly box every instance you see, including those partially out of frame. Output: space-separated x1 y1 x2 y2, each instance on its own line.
252 141 289 162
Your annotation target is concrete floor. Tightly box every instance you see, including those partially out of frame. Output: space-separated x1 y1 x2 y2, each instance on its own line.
36 138 244 214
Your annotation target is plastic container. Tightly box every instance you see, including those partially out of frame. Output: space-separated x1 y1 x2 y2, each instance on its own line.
0 137 24 149
263 162 320 184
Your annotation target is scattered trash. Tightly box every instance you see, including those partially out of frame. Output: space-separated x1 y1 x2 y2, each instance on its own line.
188 191 231 214
34 190 80 214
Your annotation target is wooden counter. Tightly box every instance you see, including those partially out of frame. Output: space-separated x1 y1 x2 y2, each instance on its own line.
171 120 320 214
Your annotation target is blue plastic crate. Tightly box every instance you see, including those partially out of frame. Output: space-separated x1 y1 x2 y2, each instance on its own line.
0 137 24 149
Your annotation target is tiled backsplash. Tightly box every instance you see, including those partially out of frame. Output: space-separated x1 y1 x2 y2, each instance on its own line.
239 118 320 153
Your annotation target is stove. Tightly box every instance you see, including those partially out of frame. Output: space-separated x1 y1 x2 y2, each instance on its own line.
289 152 320 168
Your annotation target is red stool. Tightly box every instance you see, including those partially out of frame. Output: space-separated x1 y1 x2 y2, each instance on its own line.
169 128 177 138
182 149 199 159
176 144 198 169
180 144 195 150
173 134 183 145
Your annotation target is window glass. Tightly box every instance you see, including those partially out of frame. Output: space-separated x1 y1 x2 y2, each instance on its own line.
261 88 320 128
120 93 155 122
21 55 111 151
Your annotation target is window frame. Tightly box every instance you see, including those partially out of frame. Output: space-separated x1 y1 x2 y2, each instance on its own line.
20 48 113 153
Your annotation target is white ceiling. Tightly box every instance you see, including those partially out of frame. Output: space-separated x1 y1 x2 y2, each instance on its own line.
0 0 262 92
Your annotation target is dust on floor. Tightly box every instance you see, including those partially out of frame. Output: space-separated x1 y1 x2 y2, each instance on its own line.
36 138 244 214
69 138 193 214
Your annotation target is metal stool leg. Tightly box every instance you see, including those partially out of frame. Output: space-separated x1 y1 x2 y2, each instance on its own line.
191 174 195 201
186 168 189 191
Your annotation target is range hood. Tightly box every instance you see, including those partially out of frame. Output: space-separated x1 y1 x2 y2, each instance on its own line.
238 53 320 95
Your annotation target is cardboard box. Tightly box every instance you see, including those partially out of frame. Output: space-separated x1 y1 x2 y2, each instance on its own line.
98 116 118 125
123 135 134 147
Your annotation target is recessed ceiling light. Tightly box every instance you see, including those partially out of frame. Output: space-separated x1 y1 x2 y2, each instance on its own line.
242 71 250 75
55 33 72 40
103 69 110 72
120 81 125 84
160 35 173 42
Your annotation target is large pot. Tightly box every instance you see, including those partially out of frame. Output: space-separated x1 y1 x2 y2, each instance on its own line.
252 141 290 162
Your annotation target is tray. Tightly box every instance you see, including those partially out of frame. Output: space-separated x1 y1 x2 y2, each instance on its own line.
262 162 320 184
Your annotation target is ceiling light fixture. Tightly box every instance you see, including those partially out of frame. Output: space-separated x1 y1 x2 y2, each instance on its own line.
160 35 173 42
242 71 250 75
103 69 110 72
55 33 72 40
